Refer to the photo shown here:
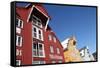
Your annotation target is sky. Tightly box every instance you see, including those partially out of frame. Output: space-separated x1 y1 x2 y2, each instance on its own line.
16 2 97 54
43 4 97 54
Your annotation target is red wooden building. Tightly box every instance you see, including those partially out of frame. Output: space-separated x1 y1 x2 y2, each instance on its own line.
16 3 64 66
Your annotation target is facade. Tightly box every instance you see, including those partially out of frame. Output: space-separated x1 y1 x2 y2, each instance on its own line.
16 3 64 66
79 46 94 61
62 36 82 62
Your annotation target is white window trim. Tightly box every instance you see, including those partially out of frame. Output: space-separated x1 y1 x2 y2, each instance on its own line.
50 46 54 53
80 50 85 57
48 35 52 41
32 15 42 28
16 49 22 56
16 18 23 28
32 61 45 64
57 48 60 54
32 25 43 41
16 60 21 66
58 60 62 63
51 61 56 63
16 27 21 34
53 37 56 43
16 35 22 47
32 43 45 57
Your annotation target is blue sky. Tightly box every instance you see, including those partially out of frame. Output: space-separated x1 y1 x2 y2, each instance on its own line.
16 2 97 54
43 4 96 54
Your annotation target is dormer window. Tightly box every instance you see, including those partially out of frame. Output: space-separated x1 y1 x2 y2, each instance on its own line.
32 15 42 28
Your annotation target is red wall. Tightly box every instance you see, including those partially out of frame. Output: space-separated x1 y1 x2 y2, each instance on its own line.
16 4 64 65
16 7 33 65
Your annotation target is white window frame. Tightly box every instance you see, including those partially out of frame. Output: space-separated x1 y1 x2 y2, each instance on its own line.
32 61 45 64
58 60 62 63
51 61 56 63
32 43 45 57
38 29 43 40
80 50 85 57
16 49 22 56
32 25 43 41
16 18 23 28
16 35 22 47
53 37 56 43
48 35 52 41
16 60 21 66
57 48 60 54
32 15 42 28
50 46 54 53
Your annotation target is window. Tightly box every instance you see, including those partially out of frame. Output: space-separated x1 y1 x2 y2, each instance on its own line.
16 18 23 28
32 25 43 41
57 48 60 54
53 37 56 43
32 15 42 28
58 60 62 63
50 46 54 53
80 50 85 57
16 49 22 56
38 29 42 40
33 27 37 38
16 35 22 47
32 61 45 64
16 60 21 66
33 43 45 57
48 35 52 41
51 61 56 63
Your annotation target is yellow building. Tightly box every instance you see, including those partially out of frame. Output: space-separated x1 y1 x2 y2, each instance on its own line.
63 36 82 62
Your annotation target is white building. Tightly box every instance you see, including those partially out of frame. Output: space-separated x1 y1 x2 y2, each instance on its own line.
79 46 94 61
61 38 69 49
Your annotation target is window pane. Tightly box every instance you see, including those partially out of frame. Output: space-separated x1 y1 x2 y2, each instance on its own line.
16 35 22 47
53 37 56 42
57 48 60 54
39 44 42 50
39 30 41 34
39 51 43 56
40 61 45 64
52 61 56 63
50 46 54 53
16 60 21 66
33 27 37 38
16 18 19 27
48 35 52 41
58 60 62 63
34 28 36 32
33 43 38 56
33 43 37 49
32 61 40 64
18 36 21 45
20 20 22 28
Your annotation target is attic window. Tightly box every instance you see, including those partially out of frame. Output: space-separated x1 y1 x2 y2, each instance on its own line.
32 15 42 28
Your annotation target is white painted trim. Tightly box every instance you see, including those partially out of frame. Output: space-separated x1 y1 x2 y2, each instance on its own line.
25 3 31 8
45 18 49 31
32 42 45 58
16 60 21 66
16 35 22 47
32 25 44 41
27 5 35 22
